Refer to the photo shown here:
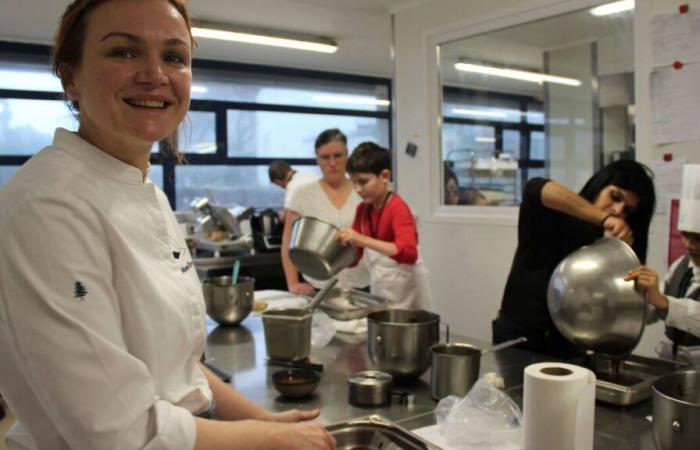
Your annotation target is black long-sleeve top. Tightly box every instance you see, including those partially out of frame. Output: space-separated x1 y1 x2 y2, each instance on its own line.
499 178 602 332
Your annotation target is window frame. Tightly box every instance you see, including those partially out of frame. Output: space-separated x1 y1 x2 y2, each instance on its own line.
442 86 546 199
0 41 392 209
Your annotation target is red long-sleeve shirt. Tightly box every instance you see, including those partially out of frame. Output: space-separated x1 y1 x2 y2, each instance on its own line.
351 193 419 265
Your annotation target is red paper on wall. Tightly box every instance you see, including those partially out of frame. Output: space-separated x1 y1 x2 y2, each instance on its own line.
668 198 685 266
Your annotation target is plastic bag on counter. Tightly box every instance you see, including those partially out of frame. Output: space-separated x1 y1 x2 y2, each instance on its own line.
311 311 336 348
435 373 522 450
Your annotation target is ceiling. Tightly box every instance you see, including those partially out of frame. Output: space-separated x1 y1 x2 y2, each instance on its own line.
0 0 422 77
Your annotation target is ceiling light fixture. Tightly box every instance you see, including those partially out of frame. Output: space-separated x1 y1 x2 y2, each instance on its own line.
590 0 634 16
454 62 582 87
192 21 338 54
475 137 497 143
451 108 507 118
313 94 390 106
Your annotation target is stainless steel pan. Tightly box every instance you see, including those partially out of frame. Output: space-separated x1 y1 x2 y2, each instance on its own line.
289 216 356 280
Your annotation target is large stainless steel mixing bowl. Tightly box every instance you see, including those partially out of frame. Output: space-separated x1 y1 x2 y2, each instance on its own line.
367 309 440 378
547 237 647 358
202 276 255 326
289 216 356 280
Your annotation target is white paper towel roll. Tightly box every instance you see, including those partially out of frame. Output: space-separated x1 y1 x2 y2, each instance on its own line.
523 362 596 450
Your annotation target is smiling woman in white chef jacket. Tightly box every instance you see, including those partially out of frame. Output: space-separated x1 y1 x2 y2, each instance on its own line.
626 164 700 367
0 1 335 450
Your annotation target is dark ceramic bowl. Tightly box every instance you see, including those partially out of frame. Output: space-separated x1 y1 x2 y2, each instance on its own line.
272 369 321 398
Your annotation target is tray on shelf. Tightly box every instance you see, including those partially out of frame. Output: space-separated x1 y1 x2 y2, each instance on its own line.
570 353 688 406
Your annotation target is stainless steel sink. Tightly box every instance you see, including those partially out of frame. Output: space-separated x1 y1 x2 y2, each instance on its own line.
327 415 441 450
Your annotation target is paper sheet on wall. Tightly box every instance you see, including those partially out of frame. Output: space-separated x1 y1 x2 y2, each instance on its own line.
651 9 700 67
650 64 700 144
649 160 685 214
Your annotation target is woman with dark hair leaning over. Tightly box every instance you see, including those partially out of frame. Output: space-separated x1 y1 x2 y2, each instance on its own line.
492 160 656 358
0 1 335 449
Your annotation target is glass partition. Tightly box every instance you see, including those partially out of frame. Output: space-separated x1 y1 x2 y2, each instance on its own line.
439 3 634 206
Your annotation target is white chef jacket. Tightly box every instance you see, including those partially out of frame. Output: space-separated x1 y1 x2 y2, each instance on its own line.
0 129 211 450
648 256 700 367
661 256 700 337
283 171 318 210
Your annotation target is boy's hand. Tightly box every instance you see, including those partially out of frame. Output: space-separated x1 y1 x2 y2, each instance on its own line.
624 266 669 311
337 228 364 247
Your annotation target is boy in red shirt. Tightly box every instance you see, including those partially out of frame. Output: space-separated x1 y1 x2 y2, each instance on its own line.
338 142 432 309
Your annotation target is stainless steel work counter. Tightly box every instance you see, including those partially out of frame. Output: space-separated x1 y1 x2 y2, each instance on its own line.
205 315 656 449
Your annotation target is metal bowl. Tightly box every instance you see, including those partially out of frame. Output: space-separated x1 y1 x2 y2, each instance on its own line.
202 276 254 326
272 369 321 398
289 216 356 280
547 237 647 358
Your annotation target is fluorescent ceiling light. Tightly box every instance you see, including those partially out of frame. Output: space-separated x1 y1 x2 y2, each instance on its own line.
451 108 507 118
590 0 634 16
192 22 338 54
191 85 208 93
475 137 496 143
313 94 390 106
454 62 582 87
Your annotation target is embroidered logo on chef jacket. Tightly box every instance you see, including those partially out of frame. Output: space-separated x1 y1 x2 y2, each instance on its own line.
181 260 193 273
74 281 87 300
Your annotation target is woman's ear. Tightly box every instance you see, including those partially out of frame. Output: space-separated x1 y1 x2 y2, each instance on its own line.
61 66 80 103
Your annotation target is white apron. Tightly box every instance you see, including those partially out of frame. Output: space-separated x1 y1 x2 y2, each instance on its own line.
365 247 434 310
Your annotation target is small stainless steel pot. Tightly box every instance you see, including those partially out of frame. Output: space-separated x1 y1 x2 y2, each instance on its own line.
348 370 394 407
289 216 356 280
367 309 442 378
653 369 700 450
430 338 526 400
430 343 480 400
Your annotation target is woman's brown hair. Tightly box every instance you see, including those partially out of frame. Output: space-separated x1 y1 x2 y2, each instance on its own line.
51 0 194 162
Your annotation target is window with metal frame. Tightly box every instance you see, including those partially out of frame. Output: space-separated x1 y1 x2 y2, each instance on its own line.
0 42 392 212
442 87 545 206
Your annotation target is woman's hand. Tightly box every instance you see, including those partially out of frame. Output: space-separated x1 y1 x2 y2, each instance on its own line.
337 228 364 247
289 282 316 296
624 266 669 311
265 421 336 450
263 409 320 423
602 215 634 246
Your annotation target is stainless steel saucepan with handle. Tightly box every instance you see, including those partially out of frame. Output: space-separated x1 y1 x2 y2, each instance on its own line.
430 337 526 400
